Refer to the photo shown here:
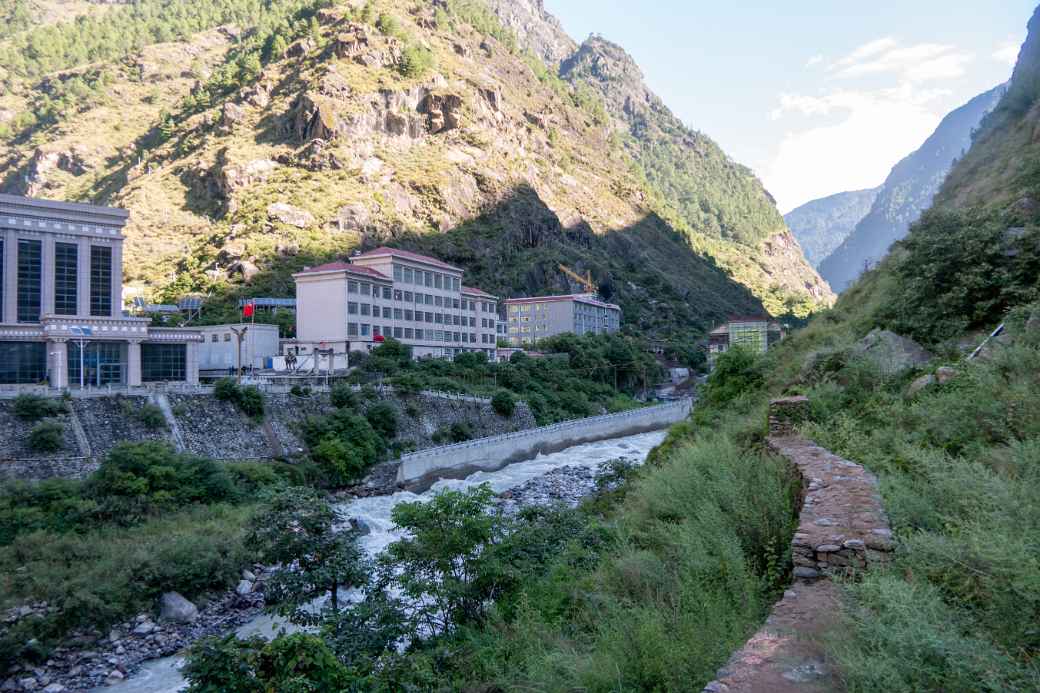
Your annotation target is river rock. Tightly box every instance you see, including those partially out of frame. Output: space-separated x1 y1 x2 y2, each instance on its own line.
242 569 257 581
158 592 198 624
235 580 254 596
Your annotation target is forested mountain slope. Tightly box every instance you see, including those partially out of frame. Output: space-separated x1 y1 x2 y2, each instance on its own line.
784 188 878 267
0 0 830 345
819 83 1006 292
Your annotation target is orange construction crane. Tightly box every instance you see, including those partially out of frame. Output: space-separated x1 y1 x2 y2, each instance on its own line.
558 264 597 294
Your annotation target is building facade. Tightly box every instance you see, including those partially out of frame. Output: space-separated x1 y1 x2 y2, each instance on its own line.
197 323 281 372
0 194 201 388
707 316 784 364
503 294 621 346
294 247 499 361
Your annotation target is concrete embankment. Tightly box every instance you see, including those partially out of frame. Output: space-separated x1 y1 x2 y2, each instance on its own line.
395 399 692 489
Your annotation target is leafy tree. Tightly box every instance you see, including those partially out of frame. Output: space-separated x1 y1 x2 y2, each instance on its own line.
379 485 499 635
330 382 358 409
246 487 368 622
365 402 398 440
698 346 764 411
398 45 434 78
184 632 355 692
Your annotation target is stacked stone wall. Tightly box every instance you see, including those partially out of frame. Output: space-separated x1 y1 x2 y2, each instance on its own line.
167 394 273 460
703 397 894 692
72 396 173 459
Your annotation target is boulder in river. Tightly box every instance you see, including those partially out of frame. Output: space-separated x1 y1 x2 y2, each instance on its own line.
158 592 198 624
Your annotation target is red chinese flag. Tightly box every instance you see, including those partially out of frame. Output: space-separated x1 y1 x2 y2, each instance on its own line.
374 334 385 342
243 303 255 318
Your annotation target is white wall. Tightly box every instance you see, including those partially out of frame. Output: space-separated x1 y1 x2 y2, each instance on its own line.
198 324 280 370
396 399 691 486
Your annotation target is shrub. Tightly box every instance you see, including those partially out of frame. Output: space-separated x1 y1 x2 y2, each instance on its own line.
449 421 472 442
302 409 384 486
135 403 167 430
88 442 238 522
391 372 422 393
330 382 358 409
365 402 398 440
27 421 64 453
237 386 264 418
12 394 64 421
491 389 515 417
398 45 434 78
213 377 239 402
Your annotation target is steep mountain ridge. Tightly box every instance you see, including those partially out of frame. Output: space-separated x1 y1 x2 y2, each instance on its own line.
552 33 832 312
784 188 879 267
0 0 829 344
819 83 1006 292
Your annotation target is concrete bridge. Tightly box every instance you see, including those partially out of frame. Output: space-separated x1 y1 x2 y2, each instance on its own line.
396 398 693 489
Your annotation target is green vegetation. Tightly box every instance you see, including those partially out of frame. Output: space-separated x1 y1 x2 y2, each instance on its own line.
490 389 515 417
12 394 65 421
0 441 313 666
26 421 65 453
213 377 265 418
185 378 798 690
0 0 328 80
348 335 656 425
301 407 385 487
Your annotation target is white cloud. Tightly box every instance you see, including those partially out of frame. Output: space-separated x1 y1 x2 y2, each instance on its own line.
994 36 1023 67
829 39 974 83
805 54 824 68
765 86 948 212
765 36 977 212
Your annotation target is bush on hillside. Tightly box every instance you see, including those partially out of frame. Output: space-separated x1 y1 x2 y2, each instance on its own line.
88 442 238 523
27 421 64 453
12 394 64 421
330 382 358 409
490 389 515 417
365 402 398 440
213 377 239 402
301 409 384 487
237 386 264 417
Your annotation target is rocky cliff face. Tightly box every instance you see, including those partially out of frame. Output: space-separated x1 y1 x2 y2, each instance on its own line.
0 0 829 338
483 0 575 66
785 188 879 267
819 84 1006 292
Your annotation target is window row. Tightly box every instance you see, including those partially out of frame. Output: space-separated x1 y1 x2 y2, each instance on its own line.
346 323 489 344
391 264 461 292
347 303 496 328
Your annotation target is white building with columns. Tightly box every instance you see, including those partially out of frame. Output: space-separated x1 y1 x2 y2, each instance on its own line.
0 194 200 389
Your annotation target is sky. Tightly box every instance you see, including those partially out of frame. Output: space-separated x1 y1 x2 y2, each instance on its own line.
545 1 1034 213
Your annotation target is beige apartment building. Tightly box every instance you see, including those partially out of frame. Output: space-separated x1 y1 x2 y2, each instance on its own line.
504 293 621 346
293 247 498 360
0 194 201 388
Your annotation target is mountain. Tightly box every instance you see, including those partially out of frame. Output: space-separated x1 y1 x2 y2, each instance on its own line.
0 0 830 345
784 188 879 267
818 84 1006 292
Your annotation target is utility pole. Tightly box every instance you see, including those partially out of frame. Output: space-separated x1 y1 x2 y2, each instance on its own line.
230 326 248 384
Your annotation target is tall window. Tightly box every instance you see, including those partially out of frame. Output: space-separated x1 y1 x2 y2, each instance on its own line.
90 245 112 317
54 242 78 315
0 342 46 384
68 341 125 386
17 239 42 323
141 343 186 382
0 239 4 322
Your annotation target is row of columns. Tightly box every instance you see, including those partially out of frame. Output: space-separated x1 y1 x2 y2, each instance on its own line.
46 339 197 388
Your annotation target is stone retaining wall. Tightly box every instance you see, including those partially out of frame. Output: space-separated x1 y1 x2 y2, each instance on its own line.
703 397 893 692
167 394 273 460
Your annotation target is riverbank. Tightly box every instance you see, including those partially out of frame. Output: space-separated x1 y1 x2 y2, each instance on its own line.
45 432 667 693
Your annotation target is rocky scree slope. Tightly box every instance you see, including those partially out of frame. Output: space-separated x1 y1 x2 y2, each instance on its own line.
784 187 878 267
0 0 826 341
818 83 1006 292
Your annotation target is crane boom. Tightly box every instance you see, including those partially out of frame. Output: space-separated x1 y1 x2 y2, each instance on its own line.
558 264 597 293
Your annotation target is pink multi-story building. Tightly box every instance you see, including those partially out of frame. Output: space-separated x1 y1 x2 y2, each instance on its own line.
293 247 499 360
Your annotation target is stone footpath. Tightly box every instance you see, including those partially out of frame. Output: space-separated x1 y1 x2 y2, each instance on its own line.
1 569 270 692
703 397 893 693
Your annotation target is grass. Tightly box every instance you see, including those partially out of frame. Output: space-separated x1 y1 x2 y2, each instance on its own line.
753 301 1040 690
434 410 799 691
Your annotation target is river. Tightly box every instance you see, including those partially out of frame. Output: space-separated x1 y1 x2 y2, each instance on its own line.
102 430 667 692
